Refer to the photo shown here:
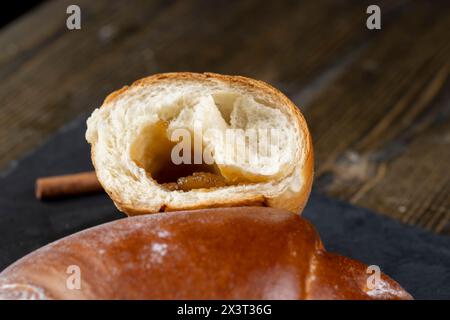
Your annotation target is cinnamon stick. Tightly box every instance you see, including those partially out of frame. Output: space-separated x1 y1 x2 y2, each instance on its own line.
35 171 103 200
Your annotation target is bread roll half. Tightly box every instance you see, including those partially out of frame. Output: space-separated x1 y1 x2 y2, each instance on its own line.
86 73 313 215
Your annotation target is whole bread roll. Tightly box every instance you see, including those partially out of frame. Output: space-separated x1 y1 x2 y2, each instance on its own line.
0 207 411 300
86 72 313 216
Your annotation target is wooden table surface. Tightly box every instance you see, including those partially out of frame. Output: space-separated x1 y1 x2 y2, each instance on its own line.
0 0 449 234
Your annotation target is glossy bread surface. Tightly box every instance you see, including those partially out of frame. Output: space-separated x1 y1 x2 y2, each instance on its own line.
0 207 411 299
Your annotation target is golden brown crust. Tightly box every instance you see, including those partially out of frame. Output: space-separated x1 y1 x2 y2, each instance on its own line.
163 195 266 212
103 85 129 104
111 195 267 216
89 72 314 216
0 207 411 300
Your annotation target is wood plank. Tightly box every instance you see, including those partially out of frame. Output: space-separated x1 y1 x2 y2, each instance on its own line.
0 0 404 169
306 1 450 233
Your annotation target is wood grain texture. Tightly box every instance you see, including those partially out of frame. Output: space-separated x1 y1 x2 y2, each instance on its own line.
0 0 448 233
309 1 450 233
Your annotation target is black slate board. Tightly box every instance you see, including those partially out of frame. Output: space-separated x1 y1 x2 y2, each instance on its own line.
0 116 449 299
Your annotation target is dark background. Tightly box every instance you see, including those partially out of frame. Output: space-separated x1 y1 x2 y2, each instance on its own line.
0 1 43 27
